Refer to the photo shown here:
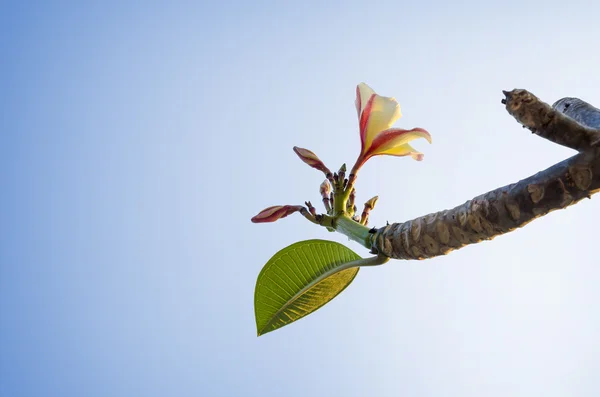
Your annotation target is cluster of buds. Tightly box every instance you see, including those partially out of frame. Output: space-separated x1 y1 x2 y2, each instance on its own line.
251 83 432 228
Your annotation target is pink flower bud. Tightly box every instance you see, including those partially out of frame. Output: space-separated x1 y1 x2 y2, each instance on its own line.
319 180 332 198
293 147 331 175
251 205 304 223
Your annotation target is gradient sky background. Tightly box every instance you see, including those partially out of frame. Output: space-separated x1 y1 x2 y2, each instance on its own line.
2 1 600 396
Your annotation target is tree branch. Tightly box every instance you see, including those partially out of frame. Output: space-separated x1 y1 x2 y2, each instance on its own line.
502 89 600 151
371 90 600 260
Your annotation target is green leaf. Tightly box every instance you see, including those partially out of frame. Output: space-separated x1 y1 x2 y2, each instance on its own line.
254 239 361 336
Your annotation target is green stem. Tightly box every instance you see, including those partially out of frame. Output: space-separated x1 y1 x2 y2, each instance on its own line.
325 255 389 275
290 255 391 308
333 190 347 214
334 215 373 249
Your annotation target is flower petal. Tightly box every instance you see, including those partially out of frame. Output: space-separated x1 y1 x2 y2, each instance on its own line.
365 127 431 160
355 82 376 118
251 205 304 223
362 94 402 154
387 143 424 160
359 93 376 153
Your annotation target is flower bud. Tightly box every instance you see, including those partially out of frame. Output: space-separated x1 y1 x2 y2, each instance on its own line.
251 205 304 223
293 147 331 174
360 196 378 225
346 188 356 214
364 196 379 210
319 180 332 199
337 163 346 180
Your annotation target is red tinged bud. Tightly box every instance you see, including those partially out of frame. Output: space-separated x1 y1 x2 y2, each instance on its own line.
251 205 304 223
293 147 332 175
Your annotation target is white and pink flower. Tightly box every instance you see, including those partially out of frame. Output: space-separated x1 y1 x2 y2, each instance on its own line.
352 83 431 173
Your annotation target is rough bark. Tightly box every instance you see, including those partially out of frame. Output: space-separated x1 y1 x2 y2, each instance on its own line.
371 90 600 260
503 90 600 151
553 97 600 130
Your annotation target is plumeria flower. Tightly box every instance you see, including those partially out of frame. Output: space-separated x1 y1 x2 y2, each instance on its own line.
351 83 431 174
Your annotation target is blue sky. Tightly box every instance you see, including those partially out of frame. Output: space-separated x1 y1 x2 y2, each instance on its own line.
2 1 600 396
